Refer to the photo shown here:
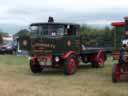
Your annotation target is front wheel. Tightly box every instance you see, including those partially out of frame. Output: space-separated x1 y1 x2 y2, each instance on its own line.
112 64 121 83
30 60 42 73
64 56 77 75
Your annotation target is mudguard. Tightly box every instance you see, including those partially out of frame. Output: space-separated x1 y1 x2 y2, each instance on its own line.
62 51 78 59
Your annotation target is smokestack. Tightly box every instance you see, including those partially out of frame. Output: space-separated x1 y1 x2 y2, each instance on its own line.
48 16 54 23
124 16 128 31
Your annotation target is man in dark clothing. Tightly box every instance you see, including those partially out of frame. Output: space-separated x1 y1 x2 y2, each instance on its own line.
119 31 128 71
48 16 54 23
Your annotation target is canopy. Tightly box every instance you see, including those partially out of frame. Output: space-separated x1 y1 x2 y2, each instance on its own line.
112 22 125 26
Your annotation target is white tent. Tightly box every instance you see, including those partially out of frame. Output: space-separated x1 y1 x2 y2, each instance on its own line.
3 36 13 43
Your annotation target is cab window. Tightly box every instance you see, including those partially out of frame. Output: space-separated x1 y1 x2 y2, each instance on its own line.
67 25 79 36
30 25 65 37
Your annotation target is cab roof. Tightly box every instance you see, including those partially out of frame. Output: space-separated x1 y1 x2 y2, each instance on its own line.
30 22 80 26
111 22 125 26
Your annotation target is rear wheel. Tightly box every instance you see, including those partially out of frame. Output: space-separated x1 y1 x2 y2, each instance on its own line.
112 64 121 83
30 59 42 73
91 52 106 68
64 56 77 75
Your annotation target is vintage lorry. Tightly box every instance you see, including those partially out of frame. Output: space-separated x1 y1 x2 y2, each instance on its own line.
19 17 111 75
112 17 128 82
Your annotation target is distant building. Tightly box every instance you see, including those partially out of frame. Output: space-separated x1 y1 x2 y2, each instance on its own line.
3 34 13 44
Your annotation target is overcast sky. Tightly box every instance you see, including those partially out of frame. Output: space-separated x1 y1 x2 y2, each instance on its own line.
0 0 128 33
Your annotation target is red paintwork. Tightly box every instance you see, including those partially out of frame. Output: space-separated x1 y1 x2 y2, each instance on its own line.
62 51 80 66
33 54 52 59
111 22 125 26
96 50 104 65
114 63 128 81
32 58 36 65
68 58 76 73
115 64 121 81
98 57 104 65
0 43 5 46
31 54 53 65
89 50 104 66
62 51 78 59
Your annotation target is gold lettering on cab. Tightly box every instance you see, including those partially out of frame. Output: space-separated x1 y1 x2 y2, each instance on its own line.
33 50 52 53
32 43 56 49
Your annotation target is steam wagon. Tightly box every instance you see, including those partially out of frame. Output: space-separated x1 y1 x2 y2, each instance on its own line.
112 17 128 82
19 17 109 75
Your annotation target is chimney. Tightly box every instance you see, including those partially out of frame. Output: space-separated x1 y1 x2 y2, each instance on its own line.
48 16 54 23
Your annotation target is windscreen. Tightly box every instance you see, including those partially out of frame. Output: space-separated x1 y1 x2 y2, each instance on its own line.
30 24 65 37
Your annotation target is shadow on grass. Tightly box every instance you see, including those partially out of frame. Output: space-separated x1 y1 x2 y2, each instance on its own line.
116 75 128 83
28 64 96 76
28 69 63 76
78 64 92 69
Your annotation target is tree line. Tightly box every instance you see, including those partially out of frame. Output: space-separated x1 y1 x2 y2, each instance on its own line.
80 25 114 47
0 25 115 47
0 31 9 44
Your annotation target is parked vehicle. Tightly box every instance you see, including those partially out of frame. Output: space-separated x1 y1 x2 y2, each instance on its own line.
112 16 128 82
19 17 111 75
0 41 17 54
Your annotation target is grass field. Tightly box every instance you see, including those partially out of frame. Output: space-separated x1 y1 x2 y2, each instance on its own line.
0 55 128 96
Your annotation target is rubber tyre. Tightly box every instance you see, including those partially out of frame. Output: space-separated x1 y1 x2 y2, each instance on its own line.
112 64 121 83
30 60 42 73
64 56 77 75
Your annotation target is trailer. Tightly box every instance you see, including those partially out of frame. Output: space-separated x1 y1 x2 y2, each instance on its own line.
19 17 111 75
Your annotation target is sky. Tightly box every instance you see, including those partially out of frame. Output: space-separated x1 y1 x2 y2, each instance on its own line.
0 0 128 33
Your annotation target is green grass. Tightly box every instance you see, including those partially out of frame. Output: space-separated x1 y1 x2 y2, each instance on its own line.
0 55 28 65
0 55 128 96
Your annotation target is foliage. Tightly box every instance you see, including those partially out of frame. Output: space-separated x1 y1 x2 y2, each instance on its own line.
80 25 114 47
14 26 114 47
0 35 3 44
0 31 9 44
15 29 30 37
0 32 8 37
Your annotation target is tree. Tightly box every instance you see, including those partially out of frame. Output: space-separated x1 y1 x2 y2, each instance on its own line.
0 32 9 37
80 25 113 47
0 31 9 44
15 29 30 37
